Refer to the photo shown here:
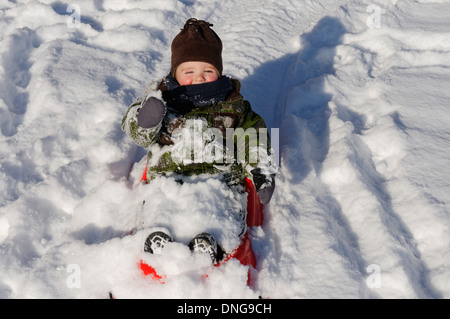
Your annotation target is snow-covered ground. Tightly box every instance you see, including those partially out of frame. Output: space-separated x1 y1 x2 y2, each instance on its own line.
1 0 450 298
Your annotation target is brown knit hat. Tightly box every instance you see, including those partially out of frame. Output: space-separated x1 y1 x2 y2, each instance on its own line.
171 18 223 77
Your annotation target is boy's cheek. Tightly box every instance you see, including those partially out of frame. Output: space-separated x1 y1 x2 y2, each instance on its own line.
206 74 219 82
177 76 192 86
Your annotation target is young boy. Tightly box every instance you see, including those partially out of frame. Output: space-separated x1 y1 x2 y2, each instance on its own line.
122 18 276 264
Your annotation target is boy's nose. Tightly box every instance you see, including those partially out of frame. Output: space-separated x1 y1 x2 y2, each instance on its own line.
194 73 205 83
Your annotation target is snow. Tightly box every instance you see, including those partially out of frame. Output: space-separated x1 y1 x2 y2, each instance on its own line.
1 0 450 299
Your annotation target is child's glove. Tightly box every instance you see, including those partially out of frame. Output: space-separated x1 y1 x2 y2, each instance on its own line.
137 97 166 128
251 168 275 205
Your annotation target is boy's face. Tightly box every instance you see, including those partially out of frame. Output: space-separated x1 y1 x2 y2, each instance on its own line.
175 61 219 86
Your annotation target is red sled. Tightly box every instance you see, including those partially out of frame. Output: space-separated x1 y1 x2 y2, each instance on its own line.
138 167 263 284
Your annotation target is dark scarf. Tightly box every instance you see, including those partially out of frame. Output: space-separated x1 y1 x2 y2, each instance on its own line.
161 73 234 114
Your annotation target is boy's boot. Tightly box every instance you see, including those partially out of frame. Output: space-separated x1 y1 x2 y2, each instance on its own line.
144 231 173 254
189 232 218 264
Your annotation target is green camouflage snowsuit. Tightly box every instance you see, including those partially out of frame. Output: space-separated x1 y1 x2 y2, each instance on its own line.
122 76 276 204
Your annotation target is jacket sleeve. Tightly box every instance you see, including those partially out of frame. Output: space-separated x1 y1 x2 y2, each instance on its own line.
121 86 166 149
238 101 277 204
